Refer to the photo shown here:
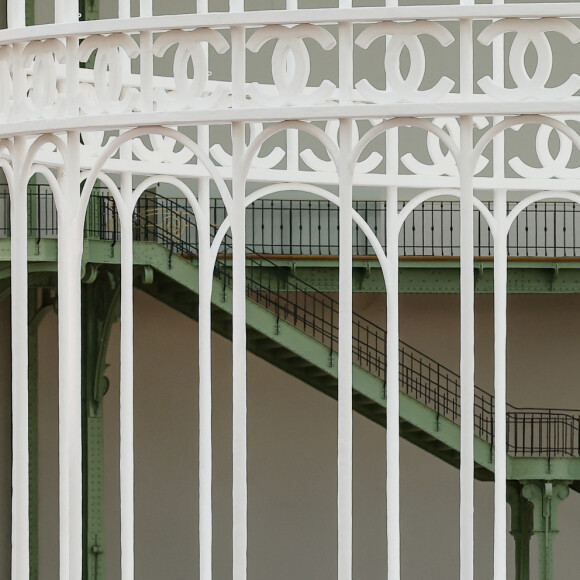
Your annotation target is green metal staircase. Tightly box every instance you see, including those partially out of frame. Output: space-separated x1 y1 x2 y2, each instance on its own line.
3 190 580 578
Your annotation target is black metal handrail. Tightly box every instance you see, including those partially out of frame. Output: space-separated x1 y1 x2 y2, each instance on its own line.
2 186 579 458
4 187 580 258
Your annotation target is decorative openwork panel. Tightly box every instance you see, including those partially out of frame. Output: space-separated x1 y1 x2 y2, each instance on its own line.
5 1 580 580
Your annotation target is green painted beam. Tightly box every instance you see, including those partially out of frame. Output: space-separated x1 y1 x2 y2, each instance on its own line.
245 258 580 293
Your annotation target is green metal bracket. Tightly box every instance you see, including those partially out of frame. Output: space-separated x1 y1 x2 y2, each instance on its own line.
81 268 121 580
520 480 571 580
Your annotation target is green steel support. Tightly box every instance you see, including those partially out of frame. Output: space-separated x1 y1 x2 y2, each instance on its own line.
81 268 120 580
80 0 100 21
25 0 34 26
507 482 534 580
27 289 54 580
521 481 571 580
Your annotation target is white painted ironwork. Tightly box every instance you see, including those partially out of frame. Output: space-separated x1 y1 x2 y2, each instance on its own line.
6 0 580 578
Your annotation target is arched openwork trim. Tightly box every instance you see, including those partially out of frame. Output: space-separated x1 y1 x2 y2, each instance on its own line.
30 165 63 213
79 126 232 225
131 175 202 224
241 121 340 179
506 191 580 230
397 188 496 239
80 170 123 210
473 115 580 172
210 181 391 289
351 117 461 168
23 134 67 210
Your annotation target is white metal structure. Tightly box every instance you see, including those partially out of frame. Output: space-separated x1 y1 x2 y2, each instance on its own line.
6 0 580 578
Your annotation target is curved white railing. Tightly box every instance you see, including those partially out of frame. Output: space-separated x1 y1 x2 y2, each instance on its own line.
6 2 580 580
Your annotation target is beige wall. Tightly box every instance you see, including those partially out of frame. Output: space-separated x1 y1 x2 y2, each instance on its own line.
13 291 579 578
3 290 580 577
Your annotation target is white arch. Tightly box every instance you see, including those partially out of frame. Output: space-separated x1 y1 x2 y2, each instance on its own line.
474 115 580 171
29 165 63 214
131 175 202 222
210 182 391 289
398 188 497 240
79 126 232 225
506 191 580 230
23 135 67 210
241 120 340 180
351 117 461 168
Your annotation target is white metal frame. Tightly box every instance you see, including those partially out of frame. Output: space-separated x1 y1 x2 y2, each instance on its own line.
7 1 580 578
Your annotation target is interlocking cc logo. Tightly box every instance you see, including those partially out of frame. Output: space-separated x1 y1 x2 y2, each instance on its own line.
247 24 336 107
79 33 140 114
23 39 66 118
154 28 229 111
478 18 580 100
355 21 454 103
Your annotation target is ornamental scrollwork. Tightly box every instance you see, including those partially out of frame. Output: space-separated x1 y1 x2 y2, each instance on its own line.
210 123 285 169
301 120 382 174
401 117 488 177
133 133 196 165
247 24 337 107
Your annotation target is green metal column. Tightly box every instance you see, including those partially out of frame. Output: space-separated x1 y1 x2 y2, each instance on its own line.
81 267 120 580
521 480 571 580
80 0 100 21
25 0 34 26
28 289 54 580
507 482 534 580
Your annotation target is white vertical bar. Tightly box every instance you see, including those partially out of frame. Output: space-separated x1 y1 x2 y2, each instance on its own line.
140 31 154 113
11 137 29 580
198 169 213 580
120 169 135 580
7 0 25 28
58 131 83 580
385 186 400 580
66 36 80 118
231 121 247 580
339 22 353 105
459 12 474 580
230 0 244 13
55 0 79 24
119 0 131 19
383 2 399 579
491 0 506 576
198 3 213 573
493 191 507 580
286 0 298 9
459 114 475 580
231 25 246 109
140 0 152 17
338 118 353 580
231 26 247 580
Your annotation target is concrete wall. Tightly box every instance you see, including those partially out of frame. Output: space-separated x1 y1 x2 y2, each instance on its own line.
4 290 572 578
